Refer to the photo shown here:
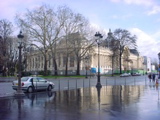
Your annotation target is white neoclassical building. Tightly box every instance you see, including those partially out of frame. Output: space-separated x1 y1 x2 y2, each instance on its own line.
25 33 144 75
26 46 144 75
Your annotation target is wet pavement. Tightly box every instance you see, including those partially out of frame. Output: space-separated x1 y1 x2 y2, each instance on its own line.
0 83 160 120
0 76 148 98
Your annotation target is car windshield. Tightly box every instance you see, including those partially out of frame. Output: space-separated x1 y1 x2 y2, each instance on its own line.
21 77 30 81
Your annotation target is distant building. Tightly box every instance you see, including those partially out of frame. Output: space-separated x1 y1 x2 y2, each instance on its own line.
143 56 152 73
151 64 155 71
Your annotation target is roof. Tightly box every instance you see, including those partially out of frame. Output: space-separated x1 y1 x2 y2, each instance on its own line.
129 49 139 56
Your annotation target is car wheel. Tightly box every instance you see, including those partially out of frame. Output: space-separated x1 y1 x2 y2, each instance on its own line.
48 85 52 91
28 86 33 93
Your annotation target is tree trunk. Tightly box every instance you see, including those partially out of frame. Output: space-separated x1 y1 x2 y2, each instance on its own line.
65 36 68 76
76 60 80 75
112 56 114 76
65 56 68 76
53 58 58 75
119 45 122 74
119 53 122 74
44 55 47 76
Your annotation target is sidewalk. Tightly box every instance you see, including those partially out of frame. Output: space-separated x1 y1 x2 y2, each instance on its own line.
0 75 149 98
0 77 16 82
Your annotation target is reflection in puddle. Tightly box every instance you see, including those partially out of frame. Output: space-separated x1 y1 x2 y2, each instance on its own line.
0 85 160 120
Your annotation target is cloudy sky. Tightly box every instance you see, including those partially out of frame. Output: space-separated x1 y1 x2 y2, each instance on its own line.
1 0 160 61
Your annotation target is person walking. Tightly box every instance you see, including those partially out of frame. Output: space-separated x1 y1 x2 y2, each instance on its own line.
152 73 156 82
148 73 152 82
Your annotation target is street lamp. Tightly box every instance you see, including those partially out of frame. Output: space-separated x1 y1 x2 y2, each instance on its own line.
158 52 160 79
95 32 103 88
15 31 25 96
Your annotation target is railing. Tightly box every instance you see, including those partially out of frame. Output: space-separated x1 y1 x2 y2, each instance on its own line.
49 76 154 91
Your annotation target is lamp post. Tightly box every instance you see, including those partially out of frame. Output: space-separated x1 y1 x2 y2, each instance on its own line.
158 52 160 79
95 32 103 88
15 31 25 96
96 85 101 111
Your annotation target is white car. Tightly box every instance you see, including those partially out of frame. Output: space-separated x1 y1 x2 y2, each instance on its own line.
12 77 54 93
132 73 141 76
120 73 131 77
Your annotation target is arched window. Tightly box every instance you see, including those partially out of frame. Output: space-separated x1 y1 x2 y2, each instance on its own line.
70 55 74 67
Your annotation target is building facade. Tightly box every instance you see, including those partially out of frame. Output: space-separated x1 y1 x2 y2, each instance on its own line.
25 31 144 75
26 45 144 75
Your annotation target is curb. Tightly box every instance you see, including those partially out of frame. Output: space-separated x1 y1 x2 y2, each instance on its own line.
0 93 15 98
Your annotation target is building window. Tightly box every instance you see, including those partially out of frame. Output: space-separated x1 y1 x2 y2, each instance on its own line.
63 55 66 67
58 54 61 67
38 56 40 68
41 56 43 68
35 57 37 68
29 58 31 70
32 58 34 69
70 55 74 67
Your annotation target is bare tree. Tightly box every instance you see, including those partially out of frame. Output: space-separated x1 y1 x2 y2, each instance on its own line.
55 6 95 76
113 28 137 74
68 31 95 75
0 19 14 76
59 6 87 75
55 6 75 76
105 29 120 74
16 5 60 76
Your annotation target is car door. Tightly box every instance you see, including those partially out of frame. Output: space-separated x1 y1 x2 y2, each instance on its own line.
32 77 39 90
37 77 48 90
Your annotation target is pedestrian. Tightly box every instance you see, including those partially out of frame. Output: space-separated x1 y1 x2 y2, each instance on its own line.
152 73 155 82
155 74 159 83
148 74 152 82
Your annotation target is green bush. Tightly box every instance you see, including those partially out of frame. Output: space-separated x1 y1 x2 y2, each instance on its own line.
22 72 32 76
38 70 51 76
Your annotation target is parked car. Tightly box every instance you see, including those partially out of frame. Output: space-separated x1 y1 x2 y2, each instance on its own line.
132 73 141 76
120 73 131 77
12 77 55 93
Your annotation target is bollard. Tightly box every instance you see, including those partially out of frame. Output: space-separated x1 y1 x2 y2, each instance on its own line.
59 79 60 90
76 79 77 89
89 79 91 87
106 78 107 86
83 79 84 87
125 78 126 85
68 79 69 90
134 78 136 85
114 78 116 85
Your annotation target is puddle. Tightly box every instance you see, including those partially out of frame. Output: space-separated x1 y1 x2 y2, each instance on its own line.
0 85 160 120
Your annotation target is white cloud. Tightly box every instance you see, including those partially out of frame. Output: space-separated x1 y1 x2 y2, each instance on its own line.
130 28 159 59
110 0 154 6
123 0 154 6
147 5 160 15
111 14 132 20
152 30 160 40
110 0 160 15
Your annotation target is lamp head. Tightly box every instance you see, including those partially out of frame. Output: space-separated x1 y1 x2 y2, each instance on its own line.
158 52 160 59
17 31 24 39
95 32 103 43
